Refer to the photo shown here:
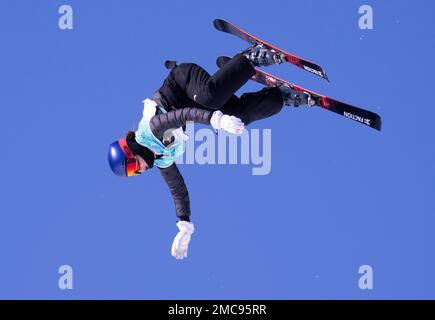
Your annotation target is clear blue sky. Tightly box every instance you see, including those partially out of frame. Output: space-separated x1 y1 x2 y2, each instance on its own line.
0 0 434 299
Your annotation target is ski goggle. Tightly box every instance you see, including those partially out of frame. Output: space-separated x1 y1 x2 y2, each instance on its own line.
125 157 141 177
118 139 141 177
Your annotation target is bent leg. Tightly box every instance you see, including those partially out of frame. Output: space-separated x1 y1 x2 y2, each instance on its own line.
219 87 284 126
174 54 256 110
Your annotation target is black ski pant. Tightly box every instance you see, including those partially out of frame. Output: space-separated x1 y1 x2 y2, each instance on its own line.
155 54 284 125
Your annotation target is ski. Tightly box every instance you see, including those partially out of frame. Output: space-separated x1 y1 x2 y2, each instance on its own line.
213 18 329 81
217 56 382 131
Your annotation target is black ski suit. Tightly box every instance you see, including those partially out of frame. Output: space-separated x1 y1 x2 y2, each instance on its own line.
149 54 284 221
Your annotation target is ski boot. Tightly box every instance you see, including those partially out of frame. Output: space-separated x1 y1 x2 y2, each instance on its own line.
279 84 316 107
242 43 286 67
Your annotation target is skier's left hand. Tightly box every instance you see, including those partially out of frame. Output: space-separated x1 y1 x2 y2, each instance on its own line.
210 110 245 134
171 221 195 260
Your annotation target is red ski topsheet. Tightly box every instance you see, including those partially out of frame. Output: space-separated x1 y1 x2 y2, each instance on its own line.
214 19 329 81
253 69 381 131
216 56 382 131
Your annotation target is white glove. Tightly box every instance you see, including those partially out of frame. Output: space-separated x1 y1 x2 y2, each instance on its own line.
210 110 245 134
171 221 195 260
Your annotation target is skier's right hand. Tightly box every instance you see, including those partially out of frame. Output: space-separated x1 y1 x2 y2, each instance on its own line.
171 221 195 260
210 110 245 134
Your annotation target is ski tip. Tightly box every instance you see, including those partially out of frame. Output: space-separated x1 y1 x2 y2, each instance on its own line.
300 60 330 82
374 117 382 131
368 112 382 131
213 19 225 30
362 113 382 131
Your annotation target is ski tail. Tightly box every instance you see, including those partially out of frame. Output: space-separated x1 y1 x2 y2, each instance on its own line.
217 56 382 131
322 98 382 131
213 19 329 81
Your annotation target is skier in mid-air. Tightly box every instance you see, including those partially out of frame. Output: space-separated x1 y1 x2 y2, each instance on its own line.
108 45 315 260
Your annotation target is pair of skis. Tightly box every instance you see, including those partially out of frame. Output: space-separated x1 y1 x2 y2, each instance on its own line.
213 19 382 131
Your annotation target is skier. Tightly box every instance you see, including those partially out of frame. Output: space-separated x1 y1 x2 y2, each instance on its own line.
108 45 311 260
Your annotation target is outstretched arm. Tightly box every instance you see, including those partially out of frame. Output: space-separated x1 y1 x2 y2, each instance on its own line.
158 163 190 222
151 107 244 260
159 163 195 261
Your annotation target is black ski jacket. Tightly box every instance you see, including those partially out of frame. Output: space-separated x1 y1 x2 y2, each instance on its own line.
149 55 254 222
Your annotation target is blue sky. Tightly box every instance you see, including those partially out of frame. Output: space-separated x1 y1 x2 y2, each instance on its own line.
0 0 434 299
